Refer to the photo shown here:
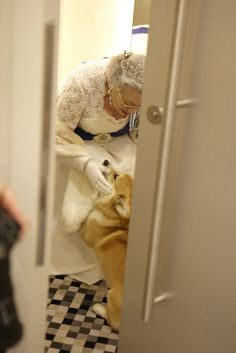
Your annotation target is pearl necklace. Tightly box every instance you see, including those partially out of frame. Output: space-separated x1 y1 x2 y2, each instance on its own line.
106 86 129 121
107 88 113 107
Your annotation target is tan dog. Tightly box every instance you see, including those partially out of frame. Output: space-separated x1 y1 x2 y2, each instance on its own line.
80 163 133 330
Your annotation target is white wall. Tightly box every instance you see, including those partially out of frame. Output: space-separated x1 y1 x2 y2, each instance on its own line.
0 0 13 183
58 0 135 83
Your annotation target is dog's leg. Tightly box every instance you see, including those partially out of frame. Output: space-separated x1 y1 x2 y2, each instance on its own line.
93 288 121 330
106 288 121 331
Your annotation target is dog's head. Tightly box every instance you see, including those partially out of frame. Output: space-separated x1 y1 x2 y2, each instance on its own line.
96 160 133 220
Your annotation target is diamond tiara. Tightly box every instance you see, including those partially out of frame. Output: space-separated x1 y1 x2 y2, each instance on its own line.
121 52 144 85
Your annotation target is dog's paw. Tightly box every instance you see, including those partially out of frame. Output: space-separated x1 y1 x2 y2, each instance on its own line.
92 303 107 320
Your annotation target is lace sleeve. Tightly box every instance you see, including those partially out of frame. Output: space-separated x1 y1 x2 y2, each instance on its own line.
57 75 89 130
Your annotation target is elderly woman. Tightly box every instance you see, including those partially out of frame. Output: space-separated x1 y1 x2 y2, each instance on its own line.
50 52 145 283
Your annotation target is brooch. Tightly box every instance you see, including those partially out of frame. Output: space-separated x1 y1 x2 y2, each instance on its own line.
93 133 113 145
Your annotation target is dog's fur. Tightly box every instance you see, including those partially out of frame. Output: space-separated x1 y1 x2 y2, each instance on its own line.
80 165 133 330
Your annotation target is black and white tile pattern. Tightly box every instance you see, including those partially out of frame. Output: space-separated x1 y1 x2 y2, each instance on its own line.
45 275 119 353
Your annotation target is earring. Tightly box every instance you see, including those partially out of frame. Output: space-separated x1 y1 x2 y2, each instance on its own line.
123 50 131 59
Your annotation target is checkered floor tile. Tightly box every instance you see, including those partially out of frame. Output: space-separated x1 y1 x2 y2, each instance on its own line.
45 275 119 353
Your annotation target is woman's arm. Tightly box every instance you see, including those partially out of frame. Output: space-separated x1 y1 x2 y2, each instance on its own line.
0 183 28 237
57 75 89 130
56 74 111 195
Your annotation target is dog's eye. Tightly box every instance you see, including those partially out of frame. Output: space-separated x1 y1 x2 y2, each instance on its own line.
114 173 119 180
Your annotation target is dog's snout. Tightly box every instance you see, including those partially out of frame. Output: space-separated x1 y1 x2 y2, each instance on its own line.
103 159 110 166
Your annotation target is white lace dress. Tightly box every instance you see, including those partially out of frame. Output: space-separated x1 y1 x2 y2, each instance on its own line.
50 58 136 284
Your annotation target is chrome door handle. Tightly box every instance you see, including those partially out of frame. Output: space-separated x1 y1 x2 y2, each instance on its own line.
154 292 173 304
147 99 196 125
143 0 189 323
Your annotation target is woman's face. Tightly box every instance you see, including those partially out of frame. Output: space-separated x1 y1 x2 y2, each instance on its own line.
110 85 142 119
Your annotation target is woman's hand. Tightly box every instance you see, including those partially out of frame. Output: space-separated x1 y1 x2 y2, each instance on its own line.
0 183 29 237
84 159 112 195
77 156 112 194
60 155 113 195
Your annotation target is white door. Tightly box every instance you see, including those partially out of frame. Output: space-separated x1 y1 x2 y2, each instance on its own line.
3 1 138 352
6 1 60 352
119 1 236 352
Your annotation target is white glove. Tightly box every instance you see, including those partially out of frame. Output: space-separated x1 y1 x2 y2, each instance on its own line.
78 156 112 195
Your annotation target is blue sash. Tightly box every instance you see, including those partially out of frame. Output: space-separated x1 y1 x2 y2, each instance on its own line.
74 122 129 140
74 111 140 140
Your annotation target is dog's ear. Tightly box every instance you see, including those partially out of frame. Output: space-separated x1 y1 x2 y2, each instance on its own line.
113 195 130 219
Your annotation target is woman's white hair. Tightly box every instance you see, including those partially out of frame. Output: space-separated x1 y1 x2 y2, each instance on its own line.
106 52 145 91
